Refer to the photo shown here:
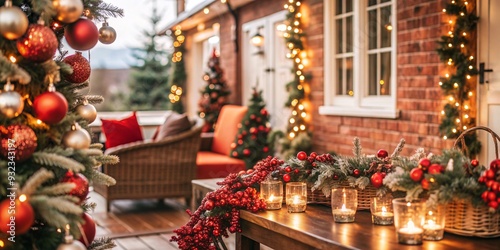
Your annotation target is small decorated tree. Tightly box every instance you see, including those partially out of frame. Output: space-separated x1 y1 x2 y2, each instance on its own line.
230 87 272 169
197 49 230 132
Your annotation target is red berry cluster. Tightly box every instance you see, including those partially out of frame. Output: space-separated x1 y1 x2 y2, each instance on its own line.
409 158 444 190
479 159 500 210
278 151 335 183
171 156 284 250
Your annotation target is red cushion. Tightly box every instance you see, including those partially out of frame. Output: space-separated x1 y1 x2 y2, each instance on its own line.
196 151 246 179
101 111 143 149
211 105 247 156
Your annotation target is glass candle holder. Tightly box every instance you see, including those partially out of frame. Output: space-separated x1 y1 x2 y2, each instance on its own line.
331 188 357 223
393 198 426 245
285 182 307 213
370 196 394 225
260 180 283 210
423 205 445 241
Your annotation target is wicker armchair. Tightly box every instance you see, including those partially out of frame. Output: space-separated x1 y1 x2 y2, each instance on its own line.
93 126 202 211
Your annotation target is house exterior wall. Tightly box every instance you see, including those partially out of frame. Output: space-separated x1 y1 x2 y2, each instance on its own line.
180 0 460 156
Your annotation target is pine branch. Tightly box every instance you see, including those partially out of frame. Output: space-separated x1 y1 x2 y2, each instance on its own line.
89 237 116 250
31 196 71 228
91 170 116 186
95 155 119 165
82 148 104 157
352 137 362 157
45 196 84 215
32 152 86 172
0 51 31 84
29 0 58 25
20 168 54 195
86 95 105 104
36 183 76 196
390 138 406 158
89 143 104 150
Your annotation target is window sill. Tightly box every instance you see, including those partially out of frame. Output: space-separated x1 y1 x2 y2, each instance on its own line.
319 106 399 119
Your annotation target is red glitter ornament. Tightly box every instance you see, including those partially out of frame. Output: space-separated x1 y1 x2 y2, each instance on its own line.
64 18 98 50
61 171 89 204
0 124 37 162
16 24 58 62
33 87 68 124
63 51 91 83
78 213 96 246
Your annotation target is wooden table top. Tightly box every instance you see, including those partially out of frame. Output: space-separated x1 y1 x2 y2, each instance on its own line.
239 204 500 250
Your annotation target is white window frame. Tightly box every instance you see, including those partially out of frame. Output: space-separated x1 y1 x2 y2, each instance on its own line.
320 0 398 119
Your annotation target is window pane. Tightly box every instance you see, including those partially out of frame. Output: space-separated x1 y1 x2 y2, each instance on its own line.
381 0 391 3
346 57 353 96
368 0 377 6
337 58 344 94
346 0 352 12
368 10 377 50
336 0 343 15
368 54 377 95
336 19 343 53
346 16 353 52
381 6 392 48
380 52 391 95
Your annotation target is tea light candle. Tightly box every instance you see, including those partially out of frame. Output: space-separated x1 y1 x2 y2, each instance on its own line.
331 188 357 223
372 206 394 225
286 182 307 213
397 220 424 244
423 209 445 241
393 198 425 245
260 180 283 210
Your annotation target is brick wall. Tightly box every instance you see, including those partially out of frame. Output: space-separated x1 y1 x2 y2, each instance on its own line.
307 0 456 156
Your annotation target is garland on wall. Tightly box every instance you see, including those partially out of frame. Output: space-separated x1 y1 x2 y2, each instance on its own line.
168 25 186 113
436 0 480 156
270 0 312 159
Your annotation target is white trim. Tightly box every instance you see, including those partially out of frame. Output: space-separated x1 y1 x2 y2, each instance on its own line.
319 106 398 119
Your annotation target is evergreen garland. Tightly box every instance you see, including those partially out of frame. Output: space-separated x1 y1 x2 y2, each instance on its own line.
436 0 480 156
167 26 186 113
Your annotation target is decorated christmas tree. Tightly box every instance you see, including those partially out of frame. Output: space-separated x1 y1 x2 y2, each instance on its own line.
0 1 122 249
197 49 230 132
230 87 272 169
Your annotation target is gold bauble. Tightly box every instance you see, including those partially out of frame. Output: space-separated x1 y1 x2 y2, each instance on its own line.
76 103 97 123
0 83 24 118
53 0 84 23
98 22 117 44
62 124 91 149
0 1 29 40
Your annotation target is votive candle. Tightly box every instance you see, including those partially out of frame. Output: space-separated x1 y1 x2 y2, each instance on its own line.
331 188 357 223
260 180 283 210
286 182 307 213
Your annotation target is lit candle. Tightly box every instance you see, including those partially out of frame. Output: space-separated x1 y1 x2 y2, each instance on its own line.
372 206 394 225
260 180 283 210
286 182 307 213
332 204 356 222
397 220 423 245
423 217 444 240
331 188 357 223
287 194 306 213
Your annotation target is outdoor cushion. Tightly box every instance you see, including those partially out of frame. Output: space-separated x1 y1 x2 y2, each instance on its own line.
101 111 143 149
154 112 192 141
196 151 246 179
211 105 248 156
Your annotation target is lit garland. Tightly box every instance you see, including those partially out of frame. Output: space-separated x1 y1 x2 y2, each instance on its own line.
283 0 310 139
436 0 480 156
168 25 187 113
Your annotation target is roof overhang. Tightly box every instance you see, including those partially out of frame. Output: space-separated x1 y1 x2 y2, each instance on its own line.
158 0 255 35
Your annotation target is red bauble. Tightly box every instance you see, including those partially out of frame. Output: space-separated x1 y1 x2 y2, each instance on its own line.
421 178 430 190
353 169 360 177
283 174 291 182
243 149 251 156
490 159 500 172
410 168 424 182
284 166 292 173
0 198 35 235
428 164 443 175
485 169 496 180
376 149 388 158
78 213 96 246
297 151 307 161
471 159 479 168
61 171 89 204
418 158 431 171
0 125 37 162
370 172 384 188
63 52 91 83
33 90 68 124
263 146 269 153
16 24 58 62
64 18 99 50
260 109 268 116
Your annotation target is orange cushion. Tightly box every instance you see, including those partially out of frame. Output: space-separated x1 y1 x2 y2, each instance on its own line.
196 151 246 179
211 105 247 156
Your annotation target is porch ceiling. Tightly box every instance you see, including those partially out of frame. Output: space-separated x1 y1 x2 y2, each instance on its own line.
158 0 255 34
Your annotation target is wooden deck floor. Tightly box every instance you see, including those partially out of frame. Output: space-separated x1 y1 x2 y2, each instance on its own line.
88 191 240 249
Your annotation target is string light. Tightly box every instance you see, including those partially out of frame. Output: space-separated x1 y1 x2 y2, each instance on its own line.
170 26 186 105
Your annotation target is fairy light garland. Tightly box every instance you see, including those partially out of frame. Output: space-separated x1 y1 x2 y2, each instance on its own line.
436 0 480 155
169 25 186 106
283 0 309 139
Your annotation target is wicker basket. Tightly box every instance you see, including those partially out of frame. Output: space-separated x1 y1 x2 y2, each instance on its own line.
307 181 377 210
445 200 500 237
445 126 500 237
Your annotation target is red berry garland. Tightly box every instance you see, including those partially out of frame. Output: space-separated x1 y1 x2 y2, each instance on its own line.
171 156 284 250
